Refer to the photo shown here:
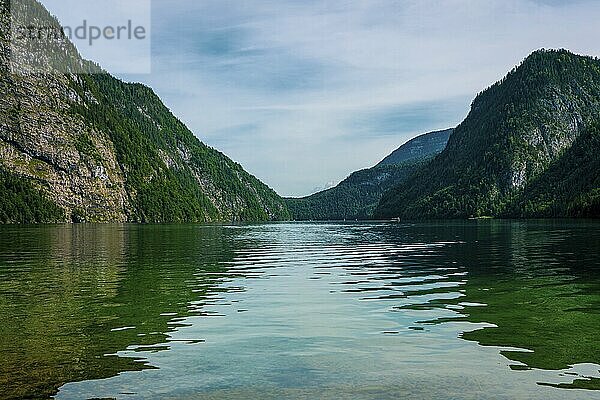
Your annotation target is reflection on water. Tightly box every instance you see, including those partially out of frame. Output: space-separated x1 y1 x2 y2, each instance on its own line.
0 225 243 399
0 221 599 399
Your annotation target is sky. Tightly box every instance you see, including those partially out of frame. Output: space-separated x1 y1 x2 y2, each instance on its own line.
40 0 600 197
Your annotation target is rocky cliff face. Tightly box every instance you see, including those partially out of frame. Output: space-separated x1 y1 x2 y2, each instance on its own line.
376 50 600 219
0 0 289 223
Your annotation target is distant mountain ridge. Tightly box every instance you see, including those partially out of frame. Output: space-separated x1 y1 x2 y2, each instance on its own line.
377 129 452 167
286 129 452 220
0 0 289 223
376 49 600 219
3 2 597 223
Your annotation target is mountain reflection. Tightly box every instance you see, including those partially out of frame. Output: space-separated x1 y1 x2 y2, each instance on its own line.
0 224 248 399
373 221 600 390
0 221 599 399
451 221 600 390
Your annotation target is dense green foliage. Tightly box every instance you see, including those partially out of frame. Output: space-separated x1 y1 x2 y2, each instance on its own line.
286 160 428 220
286 129 451 220
507 123 600 217
67 72 289 223
0 168 64 223
0 0 289 223
377 129 452 166
376 50 600 219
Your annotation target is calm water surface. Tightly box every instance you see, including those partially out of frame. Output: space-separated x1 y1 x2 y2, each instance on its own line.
0 221 599 399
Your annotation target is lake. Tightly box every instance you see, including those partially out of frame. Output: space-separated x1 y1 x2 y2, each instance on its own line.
0 221 599 399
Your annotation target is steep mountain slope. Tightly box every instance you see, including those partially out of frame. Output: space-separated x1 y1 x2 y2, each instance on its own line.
286 129 452 220
377 129 452 167
0 0 289 223
507 123 600 217
376 50 600 219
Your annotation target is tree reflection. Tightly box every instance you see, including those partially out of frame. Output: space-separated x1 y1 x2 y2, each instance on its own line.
0 224 247 399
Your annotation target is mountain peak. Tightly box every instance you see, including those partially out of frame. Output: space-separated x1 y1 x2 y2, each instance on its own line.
377 48 600 219
472 49 599 109
0 0 289 223
377 128 453 167
286 128 452 220
1 0 101 74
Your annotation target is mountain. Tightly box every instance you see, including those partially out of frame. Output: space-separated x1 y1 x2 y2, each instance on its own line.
377 129 452 167
376 49 600 219
286 129 452 220
0 0 289 223
507 122 600 217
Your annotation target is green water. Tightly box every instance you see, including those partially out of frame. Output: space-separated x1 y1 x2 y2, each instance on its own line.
0 221 599 399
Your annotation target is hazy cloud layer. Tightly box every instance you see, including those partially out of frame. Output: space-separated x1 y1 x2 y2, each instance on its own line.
42 0 600 196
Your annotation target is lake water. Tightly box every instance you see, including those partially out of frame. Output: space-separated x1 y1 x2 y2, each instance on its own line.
0 221 599 399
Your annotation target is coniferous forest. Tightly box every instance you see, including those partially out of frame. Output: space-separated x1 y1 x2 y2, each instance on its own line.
375 50 600 220
1 0 599 223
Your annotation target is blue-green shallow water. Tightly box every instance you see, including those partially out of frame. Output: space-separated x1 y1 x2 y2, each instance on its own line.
0 221 599 399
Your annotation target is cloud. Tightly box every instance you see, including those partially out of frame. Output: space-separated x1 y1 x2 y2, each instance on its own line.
347 96 471 139
40 0 600 196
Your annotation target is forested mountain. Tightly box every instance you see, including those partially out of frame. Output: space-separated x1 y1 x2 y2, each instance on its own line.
0 0 289 223
286 129 452 220
377 129 452 167
376 49 600 219
506 122 600 217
